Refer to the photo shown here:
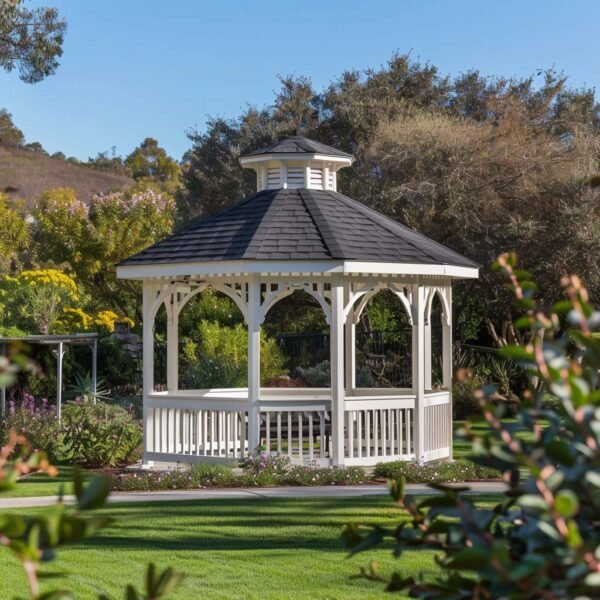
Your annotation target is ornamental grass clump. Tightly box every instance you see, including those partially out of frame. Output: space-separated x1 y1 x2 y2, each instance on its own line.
344 254 600 599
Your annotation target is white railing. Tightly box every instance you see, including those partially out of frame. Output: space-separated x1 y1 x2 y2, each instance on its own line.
143 389 441 466
343 395 415 465
260 409 331 462
423 390 452 461
145 394 248 463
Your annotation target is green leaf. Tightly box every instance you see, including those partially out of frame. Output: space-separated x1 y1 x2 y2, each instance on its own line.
444 547 489 570
554 490 579 518
546 440 575 466
76 475 111 511
518 495 548 512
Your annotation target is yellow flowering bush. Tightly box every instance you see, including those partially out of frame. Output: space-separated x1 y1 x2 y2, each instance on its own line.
93 310 134 333
0 269 81 334
57 307 93 332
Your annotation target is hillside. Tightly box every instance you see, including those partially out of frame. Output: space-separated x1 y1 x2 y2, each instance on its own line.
0 144 133 208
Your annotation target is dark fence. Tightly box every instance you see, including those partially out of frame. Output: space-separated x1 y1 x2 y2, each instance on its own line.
276 329 425 388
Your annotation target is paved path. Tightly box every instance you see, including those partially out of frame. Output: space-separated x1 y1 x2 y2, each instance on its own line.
0 481 506 509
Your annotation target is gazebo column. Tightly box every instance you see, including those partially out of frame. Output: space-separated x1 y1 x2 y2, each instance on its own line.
142 281 156 466
330 280 345 465
166 292 179 393
411 284 426 464
344 284 355 393
442 286 453 459
424 321 432 391
247 278 261 454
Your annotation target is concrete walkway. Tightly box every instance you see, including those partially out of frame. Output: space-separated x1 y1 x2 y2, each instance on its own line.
0 481 506 509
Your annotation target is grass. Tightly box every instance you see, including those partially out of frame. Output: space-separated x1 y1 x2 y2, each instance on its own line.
0 495 502 599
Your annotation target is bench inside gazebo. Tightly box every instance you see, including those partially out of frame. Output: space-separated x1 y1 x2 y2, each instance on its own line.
117 136 478 467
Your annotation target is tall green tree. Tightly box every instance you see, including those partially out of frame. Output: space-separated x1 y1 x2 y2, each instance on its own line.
0 0 66 83
125 137 180 182
0 108 25 145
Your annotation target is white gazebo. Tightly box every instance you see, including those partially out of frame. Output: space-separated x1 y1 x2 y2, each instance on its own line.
117 136 478 467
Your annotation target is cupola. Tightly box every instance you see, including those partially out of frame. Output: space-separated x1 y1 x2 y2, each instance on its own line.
239 135 353 192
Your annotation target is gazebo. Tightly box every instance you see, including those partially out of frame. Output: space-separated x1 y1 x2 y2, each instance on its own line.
117 136 478 467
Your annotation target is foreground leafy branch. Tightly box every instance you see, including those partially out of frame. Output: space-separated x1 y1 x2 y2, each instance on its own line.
344 253 600 599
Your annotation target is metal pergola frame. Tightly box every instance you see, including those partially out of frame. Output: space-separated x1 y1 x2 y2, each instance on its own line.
0 333 98 419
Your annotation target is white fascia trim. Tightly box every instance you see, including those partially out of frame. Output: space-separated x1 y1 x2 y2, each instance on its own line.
117 260 478 280
239 153 353 167
343 262 479 279
117 260 345 279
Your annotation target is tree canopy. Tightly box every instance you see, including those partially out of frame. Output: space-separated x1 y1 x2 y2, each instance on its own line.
179 55 600 345
0 0 66 83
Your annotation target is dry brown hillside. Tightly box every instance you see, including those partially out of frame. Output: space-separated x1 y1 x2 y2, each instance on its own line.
0 144 133 208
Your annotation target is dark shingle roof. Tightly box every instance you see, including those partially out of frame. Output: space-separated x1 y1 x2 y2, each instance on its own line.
120 188 478 268
242 136 353 159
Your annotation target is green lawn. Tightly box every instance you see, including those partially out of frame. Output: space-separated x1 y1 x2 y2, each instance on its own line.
0 495 501 599
2 466 86 498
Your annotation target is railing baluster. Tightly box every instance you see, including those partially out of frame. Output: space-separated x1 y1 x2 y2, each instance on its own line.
348 411 354 458
288 412 292 458
277 412 282 454
308 413 314 460
319 412 325 458
266 412 271 453
298 413 303 460
365 410 371 458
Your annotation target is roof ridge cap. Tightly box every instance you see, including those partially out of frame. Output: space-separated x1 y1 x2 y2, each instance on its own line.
297 189 344 259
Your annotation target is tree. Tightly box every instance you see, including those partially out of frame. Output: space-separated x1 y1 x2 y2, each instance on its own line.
33 185 175 318
0 0 66 83
179 55 600 347
0 193 29 272
125 137 180 188
344 255 600 598
0 108 25 145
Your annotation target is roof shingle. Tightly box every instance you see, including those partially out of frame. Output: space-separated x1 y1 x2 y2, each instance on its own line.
242 136 353 159
120 188 478 268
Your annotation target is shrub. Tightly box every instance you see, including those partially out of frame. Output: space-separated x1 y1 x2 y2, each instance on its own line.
0 392 63 461
113 463 239 491
373 458 500 482
240 452 291 477
180 321 286 388
297 360 331 387
279 465 367 486
61 401 142 468
344 255 600 598
452 378 483 419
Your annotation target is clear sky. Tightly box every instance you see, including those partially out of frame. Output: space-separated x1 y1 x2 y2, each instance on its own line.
3 0 599 161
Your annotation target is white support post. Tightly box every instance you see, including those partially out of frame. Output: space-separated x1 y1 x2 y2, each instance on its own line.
56 342 64 420
411 284 426 464
344 319 355 393
247 277 261 454
344 284 355 394
166 292 179 393
142 281 156 467
424 322 432 391
330 279 345 465
442 286 453 460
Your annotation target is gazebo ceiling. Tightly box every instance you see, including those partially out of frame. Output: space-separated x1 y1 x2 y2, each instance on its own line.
118 136 478 279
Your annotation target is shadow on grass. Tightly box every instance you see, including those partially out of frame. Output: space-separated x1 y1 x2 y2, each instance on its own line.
80 494 504 553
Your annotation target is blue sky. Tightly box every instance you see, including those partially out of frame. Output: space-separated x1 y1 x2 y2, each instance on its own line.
3 0 599 160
